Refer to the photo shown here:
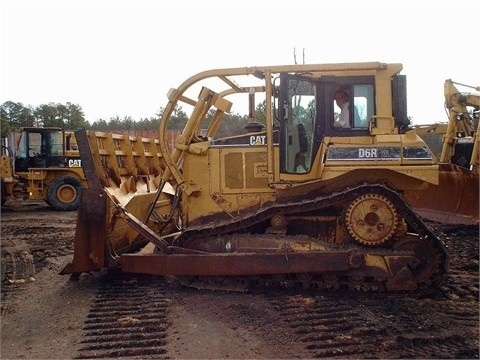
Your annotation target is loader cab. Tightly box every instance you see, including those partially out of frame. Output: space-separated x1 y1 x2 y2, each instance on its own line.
277 73 375 174
15 127 66 172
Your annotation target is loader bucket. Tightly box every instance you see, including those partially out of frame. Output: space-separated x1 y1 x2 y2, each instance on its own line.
404 163 479 225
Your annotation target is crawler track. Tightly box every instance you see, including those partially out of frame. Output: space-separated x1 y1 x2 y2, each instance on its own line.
177 184 449 292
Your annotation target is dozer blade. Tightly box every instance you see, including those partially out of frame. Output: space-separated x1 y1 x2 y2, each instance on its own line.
60 129 173 276
404 163 479 226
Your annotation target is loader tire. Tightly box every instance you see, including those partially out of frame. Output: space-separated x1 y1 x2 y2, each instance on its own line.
46 175 82 211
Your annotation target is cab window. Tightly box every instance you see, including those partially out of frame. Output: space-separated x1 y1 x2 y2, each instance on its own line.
352 84 374 128
48 130 64 156
333 83 374 130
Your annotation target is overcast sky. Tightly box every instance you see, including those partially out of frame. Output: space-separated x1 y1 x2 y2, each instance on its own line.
1 0 479 125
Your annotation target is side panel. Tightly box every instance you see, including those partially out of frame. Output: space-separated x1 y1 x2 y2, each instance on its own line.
182 145 276 227
220 148 270 193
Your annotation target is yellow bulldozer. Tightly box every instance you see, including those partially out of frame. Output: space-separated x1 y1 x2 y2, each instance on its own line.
60 62 478 292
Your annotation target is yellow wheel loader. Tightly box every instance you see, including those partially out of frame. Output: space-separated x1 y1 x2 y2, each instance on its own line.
61 62 477 292
1 127 86 211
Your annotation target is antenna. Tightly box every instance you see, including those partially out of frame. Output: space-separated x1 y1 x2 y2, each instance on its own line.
294 48 306 64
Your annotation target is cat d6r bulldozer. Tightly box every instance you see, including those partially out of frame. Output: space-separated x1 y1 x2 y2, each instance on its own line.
62 62 461 292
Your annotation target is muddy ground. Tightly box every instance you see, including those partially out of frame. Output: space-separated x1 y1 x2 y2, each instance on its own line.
0 199 478 359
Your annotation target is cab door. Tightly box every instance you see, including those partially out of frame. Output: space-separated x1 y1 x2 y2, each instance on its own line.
277 73 319 175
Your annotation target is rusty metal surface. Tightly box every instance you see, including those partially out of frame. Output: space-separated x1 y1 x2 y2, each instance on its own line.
60 188 107 275
121 209 172 253
404 163 479 225
74 129 103 190
119 250 430 292
120 251 355 276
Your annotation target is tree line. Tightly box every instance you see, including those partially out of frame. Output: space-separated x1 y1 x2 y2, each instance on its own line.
1 101 266 138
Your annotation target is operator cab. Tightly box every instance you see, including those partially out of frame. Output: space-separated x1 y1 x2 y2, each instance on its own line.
276 72 408 174
15 127 66 172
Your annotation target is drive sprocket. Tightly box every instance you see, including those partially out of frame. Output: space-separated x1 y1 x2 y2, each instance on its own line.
345 193 398 246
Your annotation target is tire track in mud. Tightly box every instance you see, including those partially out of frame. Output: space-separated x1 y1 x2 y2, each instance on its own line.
75 273 171 359
268 294 388 358
268 291 478 359
1 283 28 315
